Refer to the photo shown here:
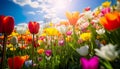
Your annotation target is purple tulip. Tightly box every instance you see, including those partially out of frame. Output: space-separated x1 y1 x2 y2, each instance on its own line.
58 40 64 46
101 8 110 15
45 50 52 57
80 56 99 69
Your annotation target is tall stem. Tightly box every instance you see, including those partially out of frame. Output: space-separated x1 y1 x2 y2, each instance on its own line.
32 34 35 69
1 34 7 69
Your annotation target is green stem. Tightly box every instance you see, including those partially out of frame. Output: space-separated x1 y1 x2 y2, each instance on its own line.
105 60 113 69
1 34 7 69
32 34 35 69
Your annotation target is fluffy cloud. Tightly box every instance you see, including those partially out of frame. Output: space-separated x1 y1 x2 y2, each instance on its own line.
13 0 40 8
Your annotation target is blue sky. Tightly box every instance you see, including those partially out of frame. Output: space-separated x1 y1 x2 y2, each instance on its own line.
0 0 116 25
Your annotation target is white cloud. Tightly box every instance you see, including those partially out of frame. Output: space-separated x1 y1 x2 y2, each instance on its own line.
13 0 40 8
17 23 28 26
29 1 40 8
13 0 30 6
27 11 36 15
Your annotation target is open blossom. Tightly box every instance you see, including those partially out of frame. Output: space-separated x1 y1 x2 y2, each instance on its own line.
80 56 99 69
100 11 120 31
66 11 80 26
44 28 60 36
80 32 91 41
102 1 111 8
96 28 105 35
95 43 118 61
56 25 67 34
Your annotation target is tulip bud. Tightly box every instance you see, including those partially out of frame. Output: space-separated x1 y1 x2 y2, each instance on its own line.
28 21 40 34
10 36 18 45
76 45 89 56
58 40 64 46
66 31 72 36
0 15 14 35
45 50 52 57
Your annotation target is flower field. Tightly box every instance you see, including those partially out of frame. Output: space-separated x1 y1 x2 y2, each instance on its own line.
1 1 120 69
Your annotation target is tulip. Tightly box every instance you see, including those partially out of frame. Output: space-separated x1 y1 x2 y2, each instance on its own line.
80 56 99 69
0 15 14 69
0 15 14 35
76 45 89 56
56 25 67 34
28 21 40 68
37 49 44 54
58 40 64 46
84 7 91 11
95 43 118 61
45 50 52 57
102 1 111 8
101 7 110 15
66 31 72 36
28 21 40 34
96 28 105 35
66 11 80 26
8 56 25 69
10 36 18 45
100 11 120 31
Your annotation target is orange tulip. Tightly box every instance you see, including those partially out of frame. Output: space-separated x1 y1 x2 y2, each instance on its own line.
21 55 29 61
66 11 80 26
37 49 44 54
28 21 40 34
0 15 14 35
8 56 25 69
100 11 120 31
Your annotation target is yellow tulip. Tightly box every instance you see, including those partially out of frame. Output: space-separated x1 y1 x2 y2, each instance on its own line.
102 1 111 7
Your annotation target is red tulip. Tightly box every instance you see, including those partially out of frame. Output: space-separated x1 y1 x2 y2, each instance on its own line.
28 21 40 34
0 15 14 35
8 56 25 69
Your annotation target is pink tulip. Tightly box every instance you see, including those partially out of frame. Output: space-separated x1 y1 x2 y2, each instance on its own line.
80 56 99 69
58 40 64 46
66 31 72 36
101 8 110 15
45 50 52 57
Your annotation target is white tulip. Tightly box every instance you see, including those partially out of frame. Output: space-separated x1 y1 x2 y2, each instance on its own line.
95 43 118 61
10 36 18 45
96 28 105 35
76 45 89 56
56 25 67 34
